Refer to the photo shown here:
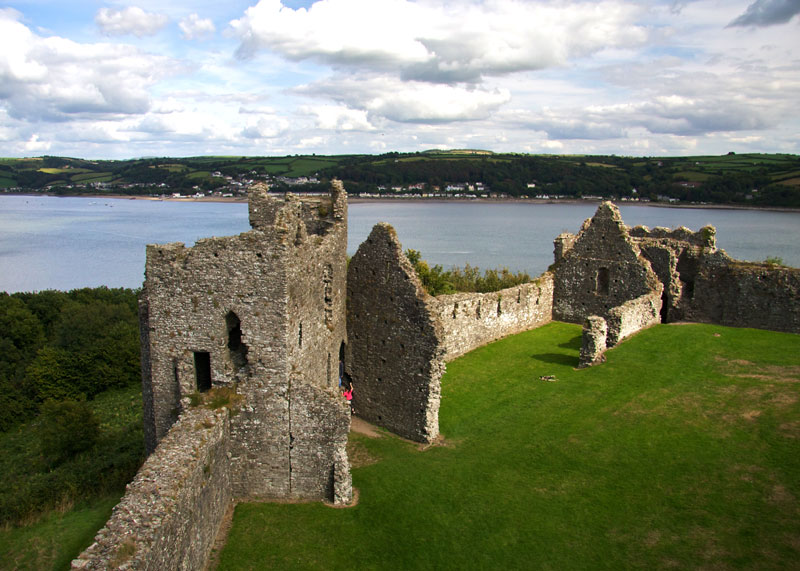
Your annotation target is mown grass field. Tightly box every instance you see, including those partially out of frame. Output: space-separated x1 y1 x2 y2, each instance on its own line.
218 322 800 570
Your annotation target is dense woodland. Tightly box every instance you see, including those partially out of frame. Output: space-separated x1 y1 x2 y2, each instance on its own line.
1 151 799 207
0 288 143 525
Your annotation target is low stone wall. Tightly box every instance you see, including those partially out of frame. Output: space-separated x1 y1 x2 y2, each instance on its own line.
606 286 663 347
435 273 554 361
72 407 232 571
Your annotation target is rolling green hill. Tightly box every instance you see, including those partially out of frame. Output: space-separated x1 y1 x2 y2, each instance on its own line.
1 152 798 206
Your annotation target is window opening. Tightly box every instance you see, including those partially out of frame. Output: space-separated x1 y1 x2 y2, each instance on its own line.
323 264 334 327
596 267 610 296
194 351 211 392
226 311 248 368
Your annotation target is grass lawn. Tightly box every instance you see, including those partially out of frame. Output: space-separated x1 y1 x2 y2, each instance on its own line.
218 322 800 569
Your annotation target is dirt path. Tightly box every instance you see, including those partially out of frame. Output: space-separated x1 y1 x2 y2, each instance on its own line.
350 417 383 438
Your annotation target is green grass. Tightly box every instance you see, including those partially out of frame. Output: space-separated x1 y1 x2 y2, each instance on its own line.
673 170 713 182
0 496 120 571
70 173 113 183
0 177 16 188
218 322 800 569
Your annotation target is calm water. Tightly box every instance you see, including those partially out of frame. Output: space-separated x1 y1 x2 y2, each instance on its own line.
1 195 798 293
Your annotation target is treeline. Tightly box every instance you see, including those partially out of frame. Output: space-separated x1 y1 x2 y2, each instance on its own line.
3 152 799 207
327 153 800 206
0 287 141 430
0 287 144 525
406 250 532 296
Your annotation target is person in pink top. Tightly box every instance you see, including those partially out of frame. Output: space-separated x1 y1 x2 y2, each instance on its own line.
342 382 354 413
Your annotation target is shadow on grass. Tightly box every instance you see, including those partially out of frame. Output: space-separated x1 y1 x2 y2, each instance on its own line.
531 352 579 367
558 335 582 351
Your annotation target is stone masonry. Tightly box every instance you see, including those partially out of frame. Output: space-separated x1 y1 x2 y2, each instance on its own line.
75 182 354 569
436 275 554 361
552 201 661 331
78 195 800 569
346 223 446 443
72 407 232 570
139 181 351 502
346 223 555 442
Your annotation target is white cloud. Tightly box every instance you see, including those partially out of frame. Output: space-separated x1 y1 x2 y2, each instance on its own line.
297 77 511 123
95 6 169 37
230 0 648 84
24 134 51 152
0 10 180 122
241 115 290 139
303 105 375 131
179 14 216 40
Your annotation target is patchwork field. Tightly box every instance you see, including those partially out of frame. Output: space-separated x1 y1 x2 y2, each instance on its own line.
218 322 800 569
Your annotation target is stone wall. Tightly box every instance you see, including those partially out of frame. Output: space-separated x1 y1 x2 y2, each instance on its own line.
686 253 800 333
346 223 445 443
435 274 554 361
72 407 232 570
629 225 715 323
605 286 663 346
553 202 660 325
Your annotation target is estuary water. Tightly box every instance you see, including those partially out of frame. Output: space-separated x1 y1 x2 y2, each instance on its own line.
1 194 798 293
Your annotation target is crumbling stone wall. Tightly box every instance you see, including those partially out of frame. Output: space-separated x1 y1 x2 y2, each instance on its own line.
686 252 800 333
72 407 232 570
579 316 607 368
346 223 445 443
629 225 716 323
436 275 554 361
605 287 663 346
562 206 798 335
552 202 661 325
79 183 352 571
139 182 351 504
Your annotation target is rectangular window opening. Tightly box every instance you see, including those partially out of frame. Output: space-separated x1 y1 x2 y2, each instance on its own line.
194 351 212 392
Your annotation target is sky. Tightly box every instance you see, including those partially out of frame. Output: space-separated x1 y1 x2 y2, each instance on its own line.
1 0 798 159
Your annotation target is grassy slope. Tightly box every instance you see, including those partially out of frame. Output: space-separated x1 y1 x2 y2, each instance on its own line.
218 322 800 570
0 385 143 570
0 497 120 571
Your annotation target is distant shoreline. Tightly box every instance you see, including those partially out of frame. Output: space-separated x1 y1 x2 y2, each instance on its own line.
4 191 800 213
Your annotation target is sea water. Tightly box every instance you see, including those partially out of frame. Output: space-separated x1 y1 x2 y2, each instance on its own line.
1 195 798 292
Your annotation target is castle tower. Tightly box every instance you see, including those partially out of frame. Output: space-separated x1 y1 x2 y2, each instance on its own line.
139 181 351 502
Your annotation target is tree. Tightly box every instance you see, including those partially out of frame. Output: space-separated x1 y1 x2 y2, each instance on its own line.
37 399 99 466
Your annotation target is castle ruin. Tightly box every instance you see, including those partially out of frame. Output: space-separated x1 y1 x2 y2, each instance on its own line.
74 193 799 569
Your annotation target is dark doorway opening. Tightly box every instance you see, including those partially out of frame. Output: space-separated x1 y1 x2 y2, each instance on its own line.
226 311 248 368
194 351 211 392
339 341 351 389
